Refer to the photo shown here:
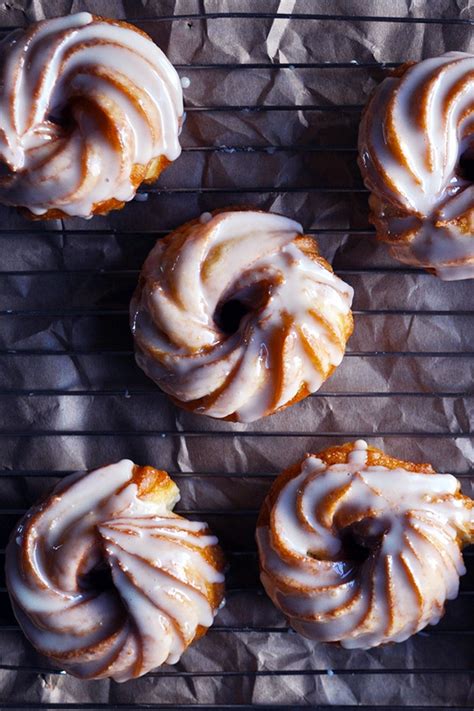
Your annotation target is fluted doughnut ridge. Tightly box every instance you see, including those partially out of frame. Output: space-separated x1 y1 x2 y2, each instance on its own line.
6 461 224 681
358 52 474 280
0 13 183 218
256 440 474 649
130 210 354 422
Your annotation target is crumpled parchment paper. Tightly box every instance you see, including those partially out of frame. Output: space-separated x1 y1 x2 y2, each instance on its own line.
0 0 472 707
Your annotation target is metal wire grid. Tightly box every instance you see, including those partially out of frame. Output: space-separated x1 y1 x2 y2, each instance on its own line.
0 6 471 710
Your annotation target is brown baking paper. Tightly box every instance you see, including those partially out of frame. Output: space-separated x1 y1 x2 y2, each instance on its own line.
0 0 473 707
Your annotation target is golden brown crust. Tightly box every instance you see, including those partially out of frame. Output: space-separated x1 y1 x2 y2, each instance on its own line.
388 62 417 80
130 464 225 634
257 442 434 530
90 15 156 42
314 442 434 472
357 61 424 224
131 464 175 500
20 155 170 220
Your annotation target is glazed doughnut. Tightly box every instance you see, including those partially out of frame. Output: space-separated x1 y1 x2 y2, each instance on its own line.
0 13 183 219
256 440 474 649
130 209 354 422
6 461 225 681
358 52 474 280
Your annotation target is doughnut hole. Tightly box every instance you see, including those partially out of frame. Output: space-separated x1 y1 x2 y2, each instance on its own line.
215 299 251 335
458 144 474 182
78 561 114 592
47 100 76 131
339 517 391 562
214 281 270 335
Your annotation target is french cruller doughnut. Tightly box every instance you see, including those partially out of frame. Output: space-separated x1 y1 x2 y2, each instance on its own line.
257 440 474 648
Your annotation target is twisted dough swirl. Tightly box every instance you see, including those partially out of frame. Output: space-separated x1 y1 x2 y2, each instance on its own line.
130 210 354 422
257 440 474 649
358 52 474 280
0 13 183 218
6 461 224 681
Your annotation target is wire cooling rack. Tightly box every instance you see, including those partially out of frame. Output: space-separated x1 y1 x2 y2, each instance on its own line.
0 3 472 710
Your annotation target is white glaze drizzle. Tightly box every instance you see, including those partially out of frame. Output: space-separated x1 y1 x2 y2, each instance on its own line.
256 440 474 649
0 13 183 217
358 52 474 280
130 210 353 422
5 460 224 681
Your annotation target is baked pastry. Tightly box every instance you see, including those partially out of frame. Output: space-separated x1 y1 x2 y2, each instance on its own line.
0 13 183 219
358 52 474 280
256 439 474 649
5 461 225 681
130 209 354 422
